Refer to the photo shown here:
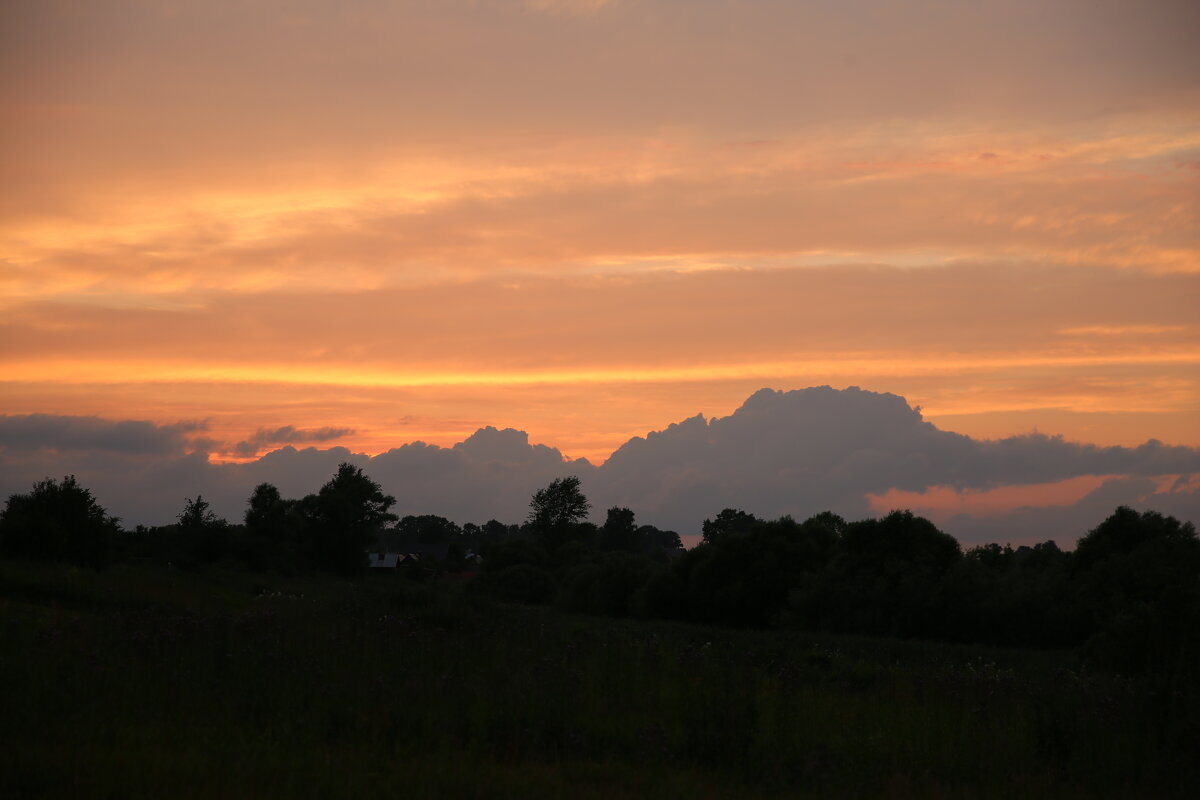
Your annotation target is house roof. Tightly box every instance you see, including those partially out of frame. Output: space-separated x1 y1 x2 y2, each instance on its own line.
367 552 401 568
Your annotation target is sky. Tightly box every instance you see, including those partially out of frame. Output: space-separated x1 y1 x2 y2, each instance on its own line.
1 0 1198 541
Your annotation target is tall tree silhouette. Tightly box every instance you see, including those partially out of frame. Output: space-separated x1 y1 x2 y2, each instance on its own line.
527 476 590 550
244 482 296 571
299 463 397 575
245 483 293 542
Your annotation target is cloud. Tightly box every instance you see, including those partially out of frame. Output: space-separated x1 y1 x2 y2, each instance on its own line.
2 2 1196 540
0 388 1195 545
4 1 1198 300
5 264 1197 382
9 138 1198 302
0 414 203 455
2 256 1197 472
231 425 354 457
587 387 1200 540
925 474 1200 547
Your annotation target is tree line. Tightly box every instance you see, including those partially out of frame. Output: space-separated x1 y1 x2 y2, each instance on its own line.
2 467 1197 678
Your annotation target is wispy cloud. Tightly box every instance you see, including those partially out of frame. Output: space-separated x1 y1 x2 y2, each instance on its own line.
230 425 355 458
1060 325 1188 336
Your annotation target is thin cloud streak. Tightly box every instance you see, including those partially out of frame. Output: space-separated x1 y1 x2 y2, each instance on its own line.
7 352 1200 390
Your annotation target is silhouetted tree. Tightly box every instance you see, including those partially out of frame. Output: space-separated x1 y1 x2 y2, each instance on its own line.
701 508 758 544
392 514 462 547
0 475 117 567
805 510 961 637
934 540 1081 646
178 495 222 530
1073 506 1200 676
176 495 231 564
480 519 514 539
673 513 841 627
636 524 684 555
802 511 847 540
245 483 292 541
600 506 639 551
299 463 397 575
527 476 590 550
1074 506 1198 569
457 519 519 554
244 483 297 570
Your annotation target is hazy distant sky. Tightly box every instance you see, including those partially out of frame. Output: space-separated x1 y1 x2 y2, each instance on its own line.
2 1 1198 527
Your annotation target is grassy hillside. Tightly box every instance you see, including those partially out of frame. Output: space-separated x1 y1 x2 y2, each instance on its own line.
1 561 1196 798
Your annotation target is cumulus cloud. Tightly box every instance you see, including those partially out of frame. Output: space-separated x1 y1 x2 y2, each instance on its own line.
367 428 593 524
591 387 1200 538
0 388 1195 545
231 425 354 457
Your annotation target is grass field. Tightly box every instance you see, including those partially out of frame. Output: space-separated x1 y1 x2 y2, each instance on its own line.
1 560 1196 798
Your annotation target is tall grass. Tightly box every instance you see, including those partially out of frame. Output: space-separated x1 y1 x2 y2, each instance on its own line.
1 560 1195 798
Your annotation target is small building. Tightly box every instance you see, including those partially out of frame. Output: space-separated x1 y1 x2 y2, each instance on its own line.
367 552 404 571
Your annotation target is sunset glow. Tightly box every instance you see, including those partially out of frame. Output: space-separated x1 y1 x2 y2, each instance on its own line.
2 0 1198 532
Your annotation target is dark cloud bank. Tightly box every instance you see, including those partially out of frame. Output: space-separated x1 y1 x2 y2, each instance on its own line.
1 387 1197 546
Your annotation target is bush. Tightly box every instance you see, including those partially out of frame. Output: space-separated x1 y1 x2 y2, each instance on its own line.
557 552 661 617
487 564 556 604
0 476 118 568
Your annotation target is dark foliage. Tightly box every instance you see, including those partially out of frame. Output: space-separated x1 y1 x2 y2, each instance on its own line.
637 523 684 554
797 510 962 637
599 506 639 552
557 550 662 617
1072 507 1200 678
243 483 299 571
244 483 292 541
2 470 1197 683
527 476 591 550
677 513 840 627
485 563 557 604
392 514 463 547
175 495 231 565
0 475 117 567
481 537 548 573
10 563 1199 798
937 540 1085 647
701 507 759 544
297 463 398 575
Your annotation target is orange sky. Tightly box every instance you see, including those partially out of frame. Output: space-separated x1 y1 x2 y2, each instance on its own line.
2 0 1198 467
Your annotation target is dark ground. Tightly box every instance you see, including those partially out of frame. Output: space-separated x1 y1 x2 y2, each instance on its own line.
2 560 1196 799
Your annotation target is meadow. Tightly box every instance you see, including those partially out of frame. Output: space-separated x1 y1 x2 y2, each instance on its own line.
2 560 1197 799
